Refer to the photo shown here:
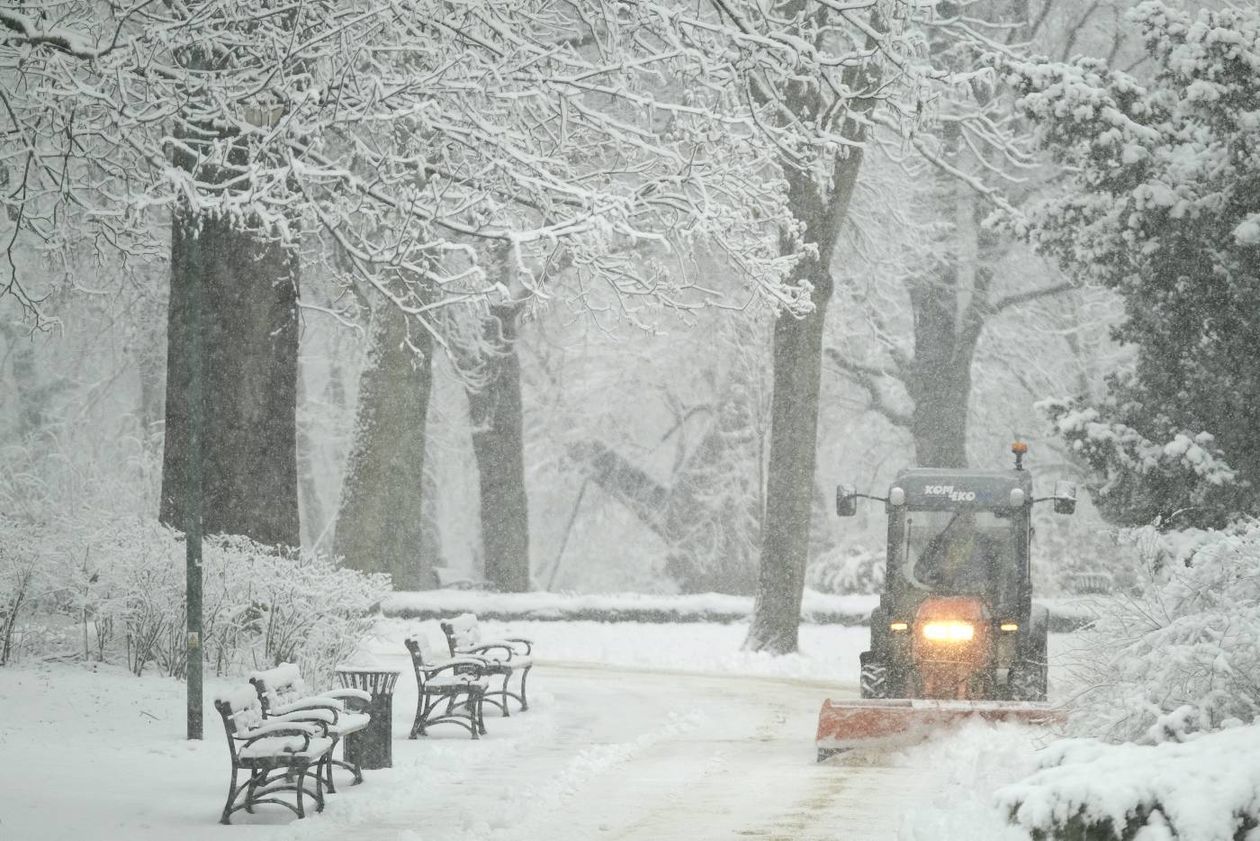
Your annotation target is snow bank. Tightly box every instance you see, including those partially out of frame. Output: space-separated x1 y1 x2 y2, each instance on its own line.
369 617 872 684
381 588 875 624
998 724 1260 841
380 589 1092 630
893 720 1049 841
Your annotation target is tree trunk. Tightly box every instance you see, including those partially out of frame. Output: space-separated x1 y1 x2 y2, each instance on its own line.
159 209 300 547
334 306 435 590
746 143 869 653
747 273 833 653
907 264 973 468
467 303 531 592
296 367 325 550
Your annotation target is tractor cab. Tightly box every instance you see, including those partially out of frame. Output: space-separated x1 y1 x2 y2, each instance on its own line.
882 468 1035 630
833 443 1076 703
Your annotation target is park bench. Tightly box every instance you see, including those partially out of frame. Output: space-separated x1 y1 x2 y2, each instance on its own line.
214 686 333 824
404 632 489 739
250 663 372 791
440 613 534 715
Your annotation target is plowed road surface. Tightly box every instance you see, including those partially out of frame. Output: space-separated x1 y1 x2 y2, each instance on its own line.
356 660 931 841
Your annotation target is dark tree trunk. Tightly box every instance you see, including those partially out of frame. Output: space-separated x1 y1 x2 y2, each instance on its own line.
748 270 833 652
296 368 325 550
467 303 531 592
745 22 882 651
907 264 975 469
159 209 300 547
746 142 868 653
334 306 435 590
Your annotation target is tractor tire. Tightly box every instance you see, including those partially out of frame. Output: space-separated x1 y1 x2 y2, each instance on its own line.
1009 611 1049 702
860 661 890 699
1007 662 1047 702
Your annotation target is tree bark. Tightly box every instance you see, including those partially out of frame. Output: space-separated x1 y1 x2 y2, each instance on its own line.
296 367 325 550
159 209 300 547
334 306 435 590
907 264 975 468
745 138 869 653
467 303 531 592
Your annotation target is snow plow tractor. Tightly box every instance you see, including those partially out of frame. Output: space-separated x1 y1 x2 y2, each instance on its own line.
816 443 1076 760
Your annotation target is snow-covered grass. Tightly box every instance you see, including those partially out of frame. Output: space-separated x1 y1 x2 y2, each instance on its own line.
368 617 871 685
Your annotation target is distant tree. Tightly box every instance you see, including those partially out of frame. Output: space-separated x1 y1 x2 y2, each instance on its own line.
335 299 436 589
467 299 530 593
1005 2 1260 527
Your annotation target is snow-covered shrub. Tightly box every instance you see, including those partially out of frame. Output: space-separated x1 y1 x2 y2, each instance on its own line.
1006 1 1260 528
998 724 1260 841
806 545 885 595
1040 400 1245 530
0 513 390 686
0 529 43 666
1065 521 1260 744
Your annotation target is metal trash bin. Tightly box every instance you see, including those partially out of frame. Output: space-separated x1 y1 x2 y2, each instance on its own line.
335 665 401 770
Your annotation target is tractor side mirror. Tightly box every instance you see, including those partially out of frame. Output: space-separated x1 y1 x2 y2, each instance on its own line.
1053 481 1077 515
836 484 857 517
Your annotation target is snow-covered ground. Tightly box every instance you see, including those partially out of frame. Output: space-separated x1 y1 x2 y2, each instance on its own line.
379 591 1098 631
0 620 1074 841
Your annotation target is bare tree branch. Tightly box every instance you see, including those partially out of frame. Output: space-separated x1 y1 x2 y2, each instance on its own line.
824 347 913 428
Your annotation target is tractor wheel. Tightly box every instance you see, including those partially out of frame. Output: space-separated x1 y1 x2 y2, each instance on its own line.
860 661 890 699
1008 661 1047 702
1009 614 1049 702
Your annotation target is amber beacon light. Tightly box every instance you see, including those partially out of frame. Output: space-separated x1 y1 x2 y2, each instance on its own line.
1012 440 1028 470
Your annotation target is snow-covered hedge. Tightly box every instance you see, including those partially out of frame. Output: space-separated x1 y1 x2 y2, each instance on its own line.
0 515 390 686
1066 521 1260 744
805 546 885 596
999 724 1260 841
381 588 877 625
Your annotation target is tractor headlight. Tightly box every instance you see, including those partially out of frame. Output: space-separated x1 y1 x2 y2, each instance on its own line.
921 620 975 642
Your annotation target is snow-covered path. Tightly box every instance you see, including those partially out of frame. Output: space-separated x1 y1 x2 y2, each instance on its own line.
2 624 1054 840
362 661 909 841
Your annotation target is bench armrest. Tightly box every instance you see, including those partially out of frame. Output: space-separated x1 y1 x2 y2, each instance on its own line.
459 642 518 659
420 657 489 677
239 721 320 741
273 709 335 730
498 637 534 655
271 698 342 720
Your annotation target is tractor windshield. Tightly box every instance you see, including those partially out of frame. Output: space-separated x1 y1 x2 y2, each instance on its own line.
902 510 1014 593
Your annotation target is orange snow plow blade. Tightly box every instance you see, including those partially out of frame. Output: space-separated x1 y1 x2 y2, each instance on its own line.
816 698 1064 760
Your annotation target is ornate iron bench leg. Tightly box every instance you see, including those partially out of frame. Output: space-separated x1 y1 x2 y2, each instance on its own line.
499 672 512 717
312 760 326 813
220 766 241 824
518 665 531 711
409 688 427 738
245 769 263 813
324 738 338 794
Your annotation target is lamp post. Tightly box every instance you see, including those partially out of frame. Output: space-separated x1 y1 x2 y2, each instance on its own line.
185 217 204 741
